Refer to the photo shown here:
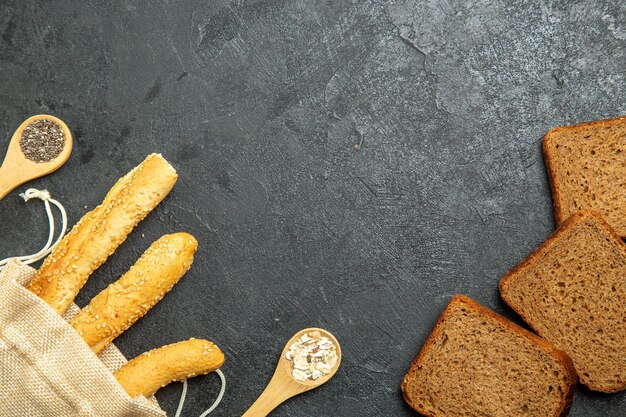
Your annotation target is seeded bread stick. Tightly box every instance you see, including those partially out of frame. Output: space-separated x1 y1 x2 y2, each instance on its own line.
27 153 178 315
70 233 197 354
114 338 224 398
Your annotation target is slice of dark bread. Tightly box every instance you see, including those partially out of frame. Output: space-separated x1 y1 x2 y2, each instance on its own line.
401 295 576 417
543 115 626 237
500 210 626 392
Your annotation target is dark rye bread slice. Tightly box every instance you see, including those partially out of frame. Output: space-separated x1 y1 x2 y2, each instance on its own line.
543 115 626 237
401 295 576 417
500 210 626 392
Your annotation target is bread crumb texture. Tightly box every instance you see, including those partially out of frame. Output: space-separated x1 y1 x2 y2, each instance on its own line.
501 211 626 392
402 295 575 417
544 115 626 237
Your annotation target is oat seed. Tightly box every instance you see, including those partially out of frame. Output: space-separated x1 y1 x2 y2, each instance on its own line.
285 331 338 382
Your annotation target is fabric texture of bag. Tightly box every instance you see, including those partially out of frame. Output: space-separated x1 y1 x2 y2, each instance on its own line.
0 259 167 417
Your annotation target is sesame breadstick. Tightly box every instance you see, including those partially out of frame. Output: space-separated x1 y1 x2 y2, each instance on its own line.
27 153 178 315
114 339 225 398
70 233 197 354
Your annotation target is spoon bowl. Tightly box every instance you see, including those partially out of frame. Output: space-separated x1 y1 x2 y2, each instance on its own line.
0 114 72 201
241 327 341 417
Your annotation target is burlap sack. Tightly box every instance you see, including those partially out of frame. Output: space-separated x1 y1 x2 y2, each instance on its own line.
0 259 167 417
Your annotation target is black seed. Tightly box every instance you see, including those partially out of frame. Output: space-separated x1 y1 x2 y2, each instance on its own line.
19 119 66 163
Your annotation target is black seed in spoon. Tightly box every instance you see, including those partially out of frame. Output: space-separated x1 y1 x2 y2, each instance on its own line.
19 119 66 163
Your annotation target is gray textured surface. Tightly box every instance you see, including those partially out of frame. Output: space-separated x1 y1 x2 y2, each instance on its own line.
1 0 625 416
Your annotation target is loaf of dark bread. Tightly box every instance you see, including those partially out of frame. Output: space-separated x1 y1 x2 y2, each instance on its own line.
500 210 626 392
543 115 626 237
401 295 576 417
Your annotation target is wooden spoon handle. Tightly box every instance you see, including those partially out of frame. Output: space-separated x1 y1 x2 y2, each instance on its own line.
240 396 279 417
0 150 32 201
241 385 291 417
0 165 19 200
241 376 303 417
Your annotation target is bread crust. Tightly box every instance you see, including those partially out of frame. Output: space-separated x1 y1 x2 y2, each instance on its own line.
70 233 197 354
542 115 626 234
542 130 564 226
499 210 626 393
401 295 577 417
114 338 224 398
27 153 178 315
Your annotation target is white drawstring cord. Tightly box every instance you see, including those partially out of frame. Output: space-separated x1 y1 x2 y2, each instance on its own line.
0 188 67 272
175 369 226 417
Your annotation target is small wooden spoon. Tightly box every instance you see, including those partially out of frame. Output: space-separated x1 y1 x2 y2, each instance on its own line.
241 328 341 417
0 114 72 201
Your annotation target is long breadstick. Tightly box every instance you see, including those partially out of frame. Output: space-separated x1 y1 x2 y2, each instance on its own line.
27 153 178 315
70 232 197 354
114 338 225 398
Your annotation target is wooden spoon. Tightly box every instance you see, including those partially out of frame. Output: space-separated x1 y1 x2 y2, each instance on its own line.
242 328 341 417
0 114 72 201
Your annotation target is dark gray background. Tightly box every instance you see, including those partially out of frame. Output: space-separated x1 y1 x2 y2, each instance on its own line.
1 0 625 416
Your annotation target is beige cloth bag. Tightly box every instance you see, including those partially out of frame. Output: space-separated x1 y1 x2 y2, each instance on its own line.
0 259 167 417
